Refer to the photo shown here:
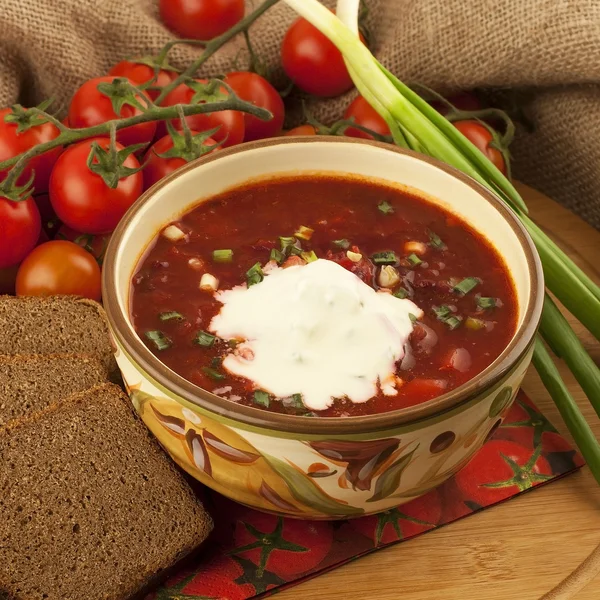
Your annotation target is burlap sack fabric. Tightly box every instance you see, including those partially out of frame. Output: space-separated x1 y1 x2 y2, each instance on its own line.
1 0 599 228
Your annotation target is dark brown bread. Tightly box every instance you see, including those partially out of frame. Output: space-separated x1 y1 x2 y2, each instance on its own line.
0 353 108 428
0 295 118 378
0 383 213 600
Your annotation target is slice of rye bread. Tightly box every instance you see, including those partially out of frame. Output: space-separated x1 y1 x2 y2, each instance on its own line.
0 354 108 428
0 295 118 379
0 383 213 600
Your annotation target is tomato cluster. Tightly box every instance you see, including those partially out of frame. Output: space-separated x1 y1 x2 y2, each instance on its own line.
0 3 508 301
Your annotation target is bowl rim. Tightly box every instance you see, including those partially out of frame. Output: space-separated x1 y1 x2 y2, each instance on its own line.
102 135 544 435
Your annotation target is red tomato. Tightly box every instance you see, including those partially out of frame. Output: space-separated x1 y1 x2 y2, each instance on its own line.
108 60 178 100
68 76 156 147
224 72 285 141
0 107 62 195
232 511 333 579
0 196 41 268
0 264 19 295
453 120 506 175
159 0 244 41
348 488 442 545
157 80 244 147
143 131 218 189
55 224 112 265
16 240 102 300
284 124 317 136
431 91 482 115
343 95 391 139
454 440 552 506
49 137 143 235
281 16 364 97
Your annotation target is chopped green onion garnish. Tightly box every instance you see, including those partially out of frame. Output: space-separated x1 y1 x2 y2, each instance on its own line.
407 253 422 267
332 239 350 250
212 249 233 263
289 393 305 409
270 248 284 264
378 200 394 214
202 367 225 381
195 330 216 347
393 287 409 299
254 390 270 407
372 251 398 265
465 316 486 330
294 225 314 240
279 236 297 251
159 311 185 321
433 305 452 320
301 250 318 263
445 316 463 330
477 296 498 309
288 245 303 256
228 339 239 348
454 277 480 295
246 262 264 287
408 313 418 324
428 230 446 250
210 357 222 369
145 330 171 351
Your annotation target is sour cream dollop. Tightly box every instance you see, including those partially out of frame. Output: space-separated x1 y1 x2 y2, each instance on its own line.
209 259 422 411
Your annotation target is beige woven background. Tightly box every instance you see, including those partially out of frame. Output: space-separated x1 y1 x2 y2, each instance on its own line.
1 0 599 227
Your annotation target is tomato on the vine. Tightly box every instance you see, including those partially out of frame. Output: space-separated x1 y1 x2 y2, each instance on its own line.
49 137 143 235
224 72 285 141
0 108 62 194
454 440 553 506
16 240 102 300
159 0 245 41
0 195 41 269
68 76 156 147
453 120 507 175
108 60 178 101
343 95 391 139
143 131 218 190
284 124 317 136
281 15 365 97
55 224 112 265
158 80 245 147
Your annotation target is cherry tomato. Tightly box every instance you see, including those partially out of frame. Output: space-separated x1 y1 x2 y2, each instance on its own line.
454 440 552 506
16 240 102 300
281 16 365 97
284 124 317 136
431 91 482 115
157 80 244 147
343 95 391 139
143 131 218 189
224 72 285 141
159 0 244 41
453 120 506 175
55 224 112 265
0 108 62 195
108 60 178 101
0 196 41 269
49 137 143 235
347 488 442 545
68 76 156 147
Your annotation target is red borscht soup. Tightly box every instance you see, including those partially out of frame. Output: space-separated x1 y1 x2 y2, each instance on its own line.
131 176 517 417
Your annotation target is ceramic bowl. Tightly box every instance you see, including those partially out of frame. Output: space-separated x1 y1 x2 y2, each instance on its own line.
102 137 544 520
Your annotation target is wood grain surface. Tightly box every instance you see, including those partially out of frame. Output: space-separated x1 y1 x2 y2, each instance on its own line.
277 183 600 600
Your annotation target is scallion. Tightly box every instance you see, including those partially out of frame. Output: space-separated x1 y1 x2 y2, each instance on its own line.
195 330 216 347
254 390 270 407
407 253 422 267
445 316 463 330
246 262 264 287
145 330 171 351
332 239 350 250
393 287 409 299
428 230 446 250
372 250 397 265
408 313 418 324
477 296 498 309
212 249 233 262
433 305 452 320
270 248 284 264
454 277 480 296
159 311 185 321
378 200 394 214
279 236 297 251
294 225 314 240
301 250 318 263
202 367 225 381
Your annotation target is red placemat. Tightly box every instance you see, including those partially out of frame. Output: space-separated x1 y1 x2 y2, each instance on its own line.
148 392 584 600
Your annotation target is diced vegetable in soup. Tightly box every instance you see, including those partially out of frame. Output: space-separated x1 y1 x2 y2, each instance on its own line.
130 176 517 417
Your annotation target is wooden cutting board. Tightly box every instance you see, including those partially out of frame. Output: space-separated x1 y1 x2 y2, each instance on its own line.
277 183 600 600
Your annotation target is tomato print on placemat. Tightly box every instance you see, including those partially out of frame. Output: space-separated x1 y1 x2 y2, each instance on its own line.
150 392 585 600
